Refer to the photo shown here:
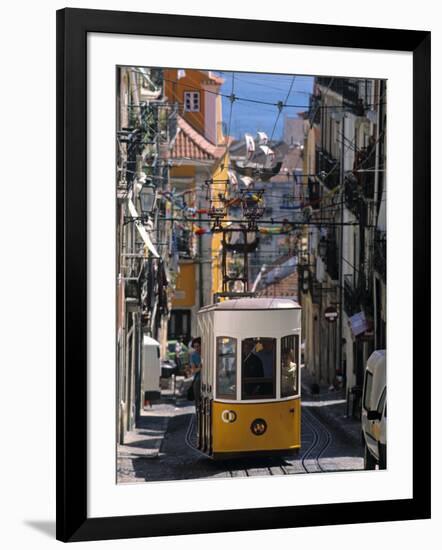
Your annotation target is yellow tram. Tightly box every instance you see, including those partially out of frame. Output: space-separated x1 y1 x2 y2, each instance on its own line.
196 297 301 459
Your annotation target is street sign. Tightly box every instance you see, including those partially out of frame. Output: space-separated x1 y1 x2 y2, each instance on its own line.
324 305 338 322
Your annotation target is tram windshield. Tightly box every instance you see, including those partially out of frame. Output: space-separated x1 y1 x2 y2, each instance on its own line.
242 338 276 399
216 337 237 399
281 335 299 397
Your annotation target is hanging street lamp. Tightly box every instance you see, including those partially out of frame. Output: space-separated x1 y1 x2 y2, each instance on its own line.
139 176 157 218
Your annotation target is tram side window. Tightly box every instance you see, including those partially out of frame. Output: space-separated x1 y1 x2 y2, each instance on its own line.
216 337 237 399
242 338 276 399
281 335 299 397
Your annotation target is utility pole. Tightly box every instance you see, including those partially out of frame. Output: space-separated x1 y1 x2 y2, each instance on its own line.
338 114 345 391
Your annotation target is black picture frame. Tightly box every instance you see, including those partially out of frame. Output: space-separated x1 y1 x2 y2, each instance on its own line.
56 8 431 542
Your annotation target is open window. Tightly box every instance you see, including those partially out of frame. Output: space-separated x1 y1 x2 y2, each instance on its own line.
281 335 299 397
241 337 276 399
216 337 237 399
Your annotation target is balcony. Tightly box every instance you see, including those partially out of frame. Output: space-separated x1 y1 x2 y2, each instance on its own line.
176 228 194 259
344 275 359 316
307 178 321 209
316 77 360 111
138 101 178 149
344 176 361 218
316 149 340 189
354 147 375 200
308 93 321 125
374 231 387 281
324 238 339 281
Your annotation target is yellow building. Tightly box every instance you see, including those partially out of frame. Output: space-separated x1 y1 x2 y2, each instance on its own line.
164 69 229 340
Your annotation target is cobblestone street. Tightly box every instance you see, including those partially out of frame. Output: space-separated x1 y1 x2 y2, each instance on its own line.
117 384 364 483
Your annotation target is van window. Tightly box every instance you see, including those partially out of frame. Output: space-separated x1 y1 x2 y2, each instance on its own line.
216 337 237 399
281 335 299 397
377 388 386 415
363 371 373 410
242 338 276 399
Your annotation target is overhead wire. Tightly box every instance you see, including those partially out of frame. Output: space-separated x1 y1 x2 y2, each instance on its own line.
269 76 296 141
120 67 387 276
160 74 386 111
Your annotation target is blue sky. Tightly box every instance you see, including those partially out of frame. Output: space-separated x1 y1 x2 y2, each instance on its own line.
218 71 314 140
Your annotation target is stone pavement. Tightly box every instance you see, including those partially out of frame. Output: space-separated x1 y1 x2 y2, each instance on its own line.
117 376 193 483
301 367 362 447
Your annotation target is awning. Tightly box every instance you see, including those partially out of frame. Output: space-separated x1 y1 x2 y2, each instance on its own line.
127 199 160 258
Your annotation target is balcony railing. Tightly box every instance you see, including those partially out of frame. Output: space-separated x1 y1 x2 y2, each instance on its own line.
307 178 321 209
316 77 360 111
316 149 340 189
374 231 387 281
354 148 375 199
308 94 321 125
344 177 361 218
176 229 194 259
344 274 359 316
324 238 339 281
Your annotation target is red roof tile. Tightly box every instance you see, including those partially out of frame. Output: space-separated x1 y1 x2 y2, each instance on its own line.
170 116 225 161
256 270 299 299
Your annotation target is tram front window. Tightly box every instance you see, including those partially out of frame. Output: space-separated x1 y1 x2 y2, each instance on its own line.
242 338 276 399
281 335 299 397
216 337 237 399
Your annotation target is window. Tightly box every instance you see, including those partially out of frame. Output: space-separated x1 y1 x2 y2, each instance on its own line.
184 91 200 112
216 337 237 399
281 335 299 397
241 338 276 399
377 387 386 416
363 371 373 410
167 310 191 341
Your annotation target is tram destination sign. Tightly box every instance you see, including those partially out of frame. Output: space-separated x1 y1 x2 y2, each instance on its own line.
324 306 338 323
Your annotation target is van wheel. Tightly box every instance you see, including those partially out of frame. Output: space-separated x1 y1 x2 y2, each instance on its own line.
364 444 377 470
378 443 387 470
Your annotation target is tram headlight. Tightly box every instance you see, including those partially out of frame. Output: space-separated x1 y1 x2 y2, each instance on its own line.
251 418 267 436
221 410 237 423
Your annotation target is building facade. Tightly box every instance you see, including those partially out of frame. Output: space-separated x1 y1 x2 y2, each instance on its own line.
116 67 177 443
300 77 387 399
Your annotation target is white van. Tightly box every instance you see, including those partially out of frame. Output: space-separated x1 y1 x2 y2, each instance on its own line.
361 350 386 469
141 336 161 407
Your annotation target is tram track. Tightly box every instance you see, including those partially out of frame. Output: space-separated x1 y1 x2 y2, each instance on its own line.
300 407 333 473
184 409 335 477
185 414 292 476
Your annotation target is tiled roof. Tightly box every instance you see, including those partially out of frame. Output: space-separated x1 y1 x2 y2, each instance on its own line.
170 116 225 161
271 147 303 182
256 270 299 299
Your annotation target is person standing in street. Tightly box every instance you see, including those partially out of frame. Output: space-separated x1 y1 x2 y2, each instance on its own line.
190 337 202 406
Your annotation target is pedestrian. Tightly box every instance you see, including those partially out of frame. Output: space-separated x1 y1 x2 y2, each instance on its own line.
183 335 194 378
189 337 202 406
174 336 183 374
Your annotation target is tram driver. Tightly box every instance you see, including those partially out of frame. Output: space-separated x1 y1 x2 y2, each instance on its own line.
243 338 275 398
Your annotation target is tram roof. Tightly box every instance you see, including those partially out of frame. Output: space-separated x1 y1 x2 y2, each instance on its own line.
199 297 301 313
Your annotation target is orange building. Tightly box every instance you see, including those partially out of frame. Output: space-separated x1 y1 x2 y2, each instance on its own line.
164 69 229 341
